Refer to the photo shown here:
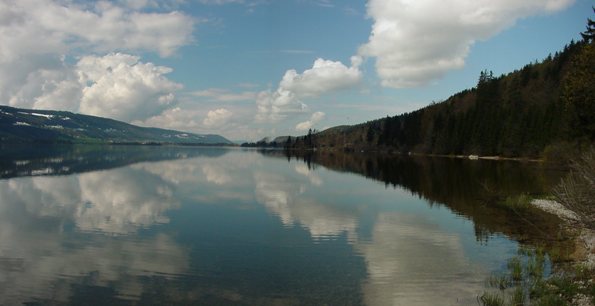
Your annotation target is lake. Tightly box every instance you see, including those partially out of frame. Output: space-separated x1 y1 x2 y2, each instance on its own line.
0 145 569 305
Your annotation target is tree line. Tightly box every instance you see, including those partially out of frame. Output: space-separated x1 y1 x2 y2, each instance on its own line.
284 28 593 159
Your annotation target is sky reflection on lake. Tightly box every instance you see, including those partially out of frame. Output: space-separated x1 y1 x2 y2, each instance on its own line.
0 146 561 305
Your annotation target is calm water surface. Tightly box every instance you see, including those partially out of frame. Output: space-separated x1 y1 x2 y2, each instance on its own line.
0 145 564 305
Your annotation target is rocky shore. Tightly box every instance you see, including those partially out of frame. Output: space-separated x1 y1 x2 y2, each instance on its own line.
531 199 594 306
532 199 594 268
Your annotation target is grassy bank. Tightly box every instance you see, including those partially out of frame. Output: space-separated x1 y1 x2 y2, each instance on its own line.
480 148 595 306
480 247 594 306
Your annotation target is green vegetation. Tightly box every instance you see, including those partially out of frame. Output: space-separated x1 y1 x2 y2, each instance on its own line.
508 257 524 282
480 292 505 306
480 247 594 306
553 147 595 229
282 21 594 159
579 7 594 43
502 193 533 211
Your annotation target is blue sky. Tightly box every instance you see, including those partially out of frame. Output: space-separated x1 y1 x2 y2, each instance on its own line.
0 0 592 140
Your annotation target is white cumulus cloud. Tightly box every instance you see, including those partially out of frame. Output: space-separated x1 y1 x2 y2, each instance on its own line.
0 0 193 59
256 57 361 123
295 111 325 131
359 0 574 88
0 0 193 122
7 53 182 122
77 53 182 122
255 88 307 123
203 108 233 127
8 62 82 112
280 57 362 97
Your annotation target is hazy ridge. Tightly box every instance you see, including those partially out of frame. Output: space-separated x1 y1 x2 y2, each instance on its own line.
0 105 232 145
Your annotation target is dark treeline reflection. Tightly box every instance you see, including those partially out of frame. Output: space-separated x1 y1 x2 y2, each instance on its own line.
262 150 574 259
0 144 229 179
0 147 566 305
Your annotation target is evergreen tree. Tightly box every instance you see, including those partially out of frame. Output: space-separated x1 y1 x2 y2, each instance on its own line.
562 42 595 143
580 7 595 42
287 25 592 158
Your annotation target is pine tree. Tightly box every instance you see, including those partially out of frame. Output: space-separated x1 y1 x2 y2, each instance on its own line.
562 42 595 143
580 7 595 42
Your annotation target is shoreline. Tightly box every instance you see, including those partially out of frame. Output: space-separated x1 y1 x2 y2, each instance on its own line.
410 152 544 162
531 199 594 268
279 147 548 163
530 199 594 305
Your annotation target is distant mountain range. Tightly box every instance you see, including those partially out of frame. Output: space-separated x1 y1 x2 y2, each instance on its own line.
0 105 232 145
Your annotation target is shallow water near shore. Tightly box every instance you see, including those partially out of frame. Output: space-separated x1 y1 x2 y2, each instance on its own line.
0 145 568 305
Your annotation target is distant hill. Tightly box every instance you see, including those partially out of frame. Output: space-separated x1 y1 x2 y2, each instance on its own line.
241 136 295 147
284 38 594 158
0 105 233 145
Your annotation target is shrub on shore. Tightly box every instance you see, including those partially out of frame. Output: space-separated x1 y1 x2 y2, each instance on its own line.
553 147 595 229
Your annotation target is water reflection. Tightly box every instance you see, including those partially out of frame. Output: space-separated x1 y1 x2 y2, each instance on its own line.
3 168 177 234
254 171 356 240
0 146 217 304
251 157 511 305
0 144 228 179
358 213 485 306
0 146 569 305
294 163 323 186
0 185 188 304
263 150 570 253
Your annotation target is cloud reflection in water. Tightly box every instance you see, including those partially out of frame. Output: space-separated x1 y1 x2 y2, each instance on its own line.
0 148 519 305
251 158 510 306
0 163 188 304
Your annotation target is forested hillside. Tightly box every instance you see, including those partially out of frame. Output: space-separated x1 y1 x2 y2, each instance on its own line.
285 37 594 158
0 105 232 145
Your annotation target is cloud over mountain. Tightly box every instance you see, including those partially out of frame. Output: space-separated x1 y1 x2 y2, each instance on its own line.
78 53 182 122
0 0 193 122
